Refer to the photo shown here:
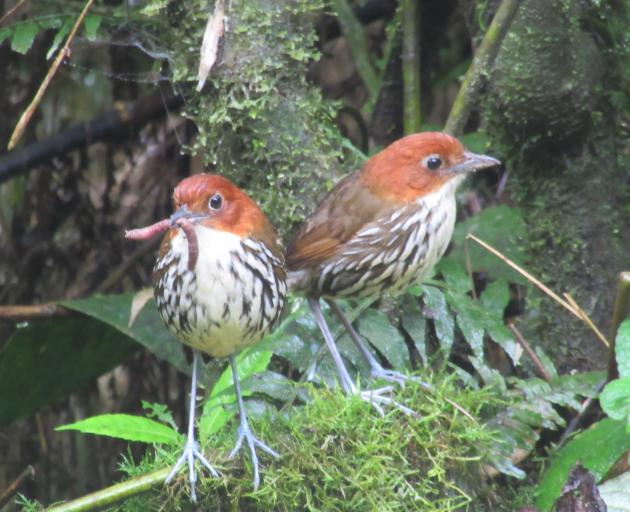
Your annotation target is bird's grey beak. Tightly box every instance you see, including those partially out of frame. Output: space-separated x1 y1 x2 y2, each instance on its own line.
169 205 206 227
450 152 501 174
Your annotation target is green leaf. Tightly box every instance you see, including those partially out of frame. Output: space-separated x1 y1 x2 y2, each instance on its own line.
84 14 102 41
535 418 630 511
0 26 13 46
400 296 427 366
11 21 39 54
601 377 630 422
0 318 137 425
198 348 272 442
356 308 409 369
616 316 630 379
421 285 454 352
46 19 72 59
437 259 472 293
56 414 182 445
450 206 527 283
61 294 189 374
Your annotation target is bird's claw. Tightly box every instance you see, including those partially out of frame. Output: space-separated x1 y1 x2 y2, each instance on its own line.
229 423 279 490
165 437 220 503
358 386 418 417
370 366 434 392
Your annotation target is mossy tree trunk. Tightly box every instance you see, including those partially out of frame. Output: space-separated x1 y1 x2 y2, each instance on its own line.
481 0 630 371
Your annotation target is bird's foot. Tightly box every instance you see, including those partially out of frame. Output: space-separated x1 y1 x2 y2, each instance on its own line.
165 436 220 503
229 422 279 490
357 385 418 417
369 365 433 392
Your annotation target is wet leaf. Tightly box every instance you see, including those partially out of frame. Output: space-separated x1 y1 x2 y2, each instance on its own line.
600 377 630 422
0 318 137 425
61 294 189 374
356 308 409 369
421 285 454 353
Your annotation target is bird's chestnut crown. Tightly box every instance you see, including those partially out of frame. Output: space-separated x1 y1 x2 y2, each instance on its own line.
361 132 500 203
170 174 272 241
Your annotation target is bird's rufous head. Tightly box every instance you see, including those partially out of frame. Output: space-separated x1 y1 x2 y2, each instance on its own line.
171 173 271 239
361 132 500 203
125 174 280 251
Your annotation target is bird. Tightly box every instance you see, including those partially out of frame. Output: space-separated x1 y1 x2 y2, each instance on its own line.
125 173 287 501
285 132 500 411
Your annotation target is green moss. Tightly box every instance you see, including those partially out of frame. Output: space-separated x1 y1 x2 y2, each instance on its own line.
139 0 352 237
116 379 502 511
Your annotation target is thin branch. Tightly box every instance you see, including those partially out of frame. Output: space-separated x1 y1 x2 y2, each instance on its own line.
607 271 630 380
444 0 520 135
507 321 552 382
0 465 35 509
0 303 72 321
0 92 184 183
401 0 421 134
467 234 611 352
563 293 609 349
8 0 96 150
0 0 29 25
466 234 579 317
331 0 380 99
46 468 169 512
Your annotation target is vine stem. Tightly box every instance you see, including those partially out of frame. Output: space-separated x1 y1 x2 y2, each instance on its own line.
444 0 520 136
46 468 170 512
401 0 422 134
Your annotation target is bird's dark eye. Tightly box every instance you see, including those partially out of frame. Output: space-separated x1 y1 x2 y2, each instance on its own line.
426 156 442 171
208 193 223 210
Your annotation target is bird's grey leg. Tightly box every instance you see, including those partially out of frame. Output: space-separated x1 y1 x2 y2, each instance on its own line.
326 299 432 391
310 298 416 416
165 350 219 503
228 354 279 490
308 297 357 394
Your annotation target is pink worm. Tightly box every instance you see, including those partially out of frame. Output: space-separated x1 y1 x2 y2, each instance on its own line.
125 218 198 272
125 219 170 240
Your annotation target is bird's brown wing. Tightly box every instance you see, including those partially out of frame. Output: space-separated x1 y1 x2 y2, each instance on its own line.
286 171 392 270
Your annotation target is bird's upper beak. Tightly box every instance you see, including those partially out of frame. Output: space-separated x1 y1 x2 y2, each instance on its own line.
449 151 501 174
168 205 207 227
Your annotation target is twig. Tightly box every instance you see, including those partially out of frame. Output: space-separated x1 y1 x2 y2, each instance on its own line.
46 467 169 512
401 0 421 134
563 293 609 348
466 234 611 353
0 303 72 321
0 465 35 509
8 0 96 150
507 321 552 382
607 271 630 380
0 0 29 25
444 0 520 135
466 234 579 317
331 0 380 99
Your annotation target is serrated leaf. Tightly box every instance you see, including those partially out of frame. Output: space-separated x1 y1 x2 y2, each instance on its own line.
56 414 182 445
535 418 630 511
11 21 39 54
616 316 630 379
84 14 102 41
599 471 630 511
601 377 630 422
356 308 409 369
198 347 272 442
46 19 72 59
